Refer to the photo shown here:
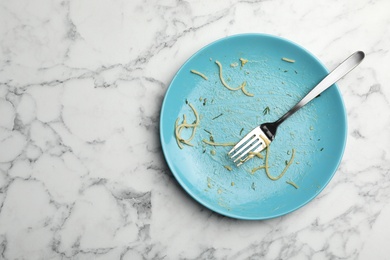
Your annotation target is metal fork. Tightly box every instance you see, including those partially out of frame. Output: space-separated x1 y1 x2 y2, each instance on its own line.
228 51 365 166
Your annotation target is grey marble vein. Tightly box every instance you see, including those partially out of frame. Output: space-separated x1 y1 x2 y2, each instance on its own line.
0 0 390 259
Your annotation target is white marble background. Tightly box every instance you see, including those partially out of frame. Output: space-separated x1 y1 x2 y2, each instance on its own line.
0 0 389 259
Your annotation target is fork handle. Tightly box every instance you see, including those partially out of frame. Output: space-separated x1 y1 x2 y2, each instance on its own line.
275 51 365 126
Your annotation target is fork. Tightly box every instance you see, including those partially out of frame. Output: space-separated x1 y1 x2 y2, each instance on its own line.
228 51 365 166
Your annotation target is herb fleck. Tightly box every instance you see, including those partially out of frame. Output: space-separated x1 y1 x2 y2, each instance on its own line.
212 113 223 120
251 182 256 190
263 106 270 115
204 129 212 135
240 128 244 135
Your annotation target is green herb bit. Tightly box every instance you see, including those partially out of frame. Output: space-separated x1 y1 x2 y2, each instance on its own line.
203 98 207 106
239 128 244 135
251 182 256 190
209 135 215 142
203 129 212 135
320 148 324 151
263 106 270 115
212 113 223 120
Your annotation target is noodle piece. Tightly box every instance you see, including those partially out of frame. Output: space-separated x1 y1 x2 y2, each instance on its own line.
259 135 295 181
286 180 299 189
241 82 254 97
249 151 264 159
174 103 200 148
251 165 266 174
174 118 184 149
238 151 264 166
215 60 254 96
215 61 244 91
282 57 295 63
190 70 208 80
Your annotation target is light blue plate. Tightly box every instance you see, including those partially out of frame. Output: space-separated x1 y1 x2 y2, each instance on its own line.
160 34 347 220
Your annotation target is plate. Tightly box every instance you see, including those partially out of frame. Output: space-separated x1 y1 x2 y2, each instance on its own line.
160 34 347 220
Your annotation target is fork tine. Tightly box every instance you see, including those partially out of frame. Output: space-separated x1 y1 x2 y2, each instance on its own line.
228 127 271 166
230 135 257 158
231 137 259 160
228 134 254 156
233 139 263 163
228 128 260 155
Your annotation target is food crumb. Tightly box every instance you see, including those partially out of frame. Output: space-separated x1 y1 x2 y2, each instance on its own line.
231 182 235 186
207 177 213 188
224 165 232 171
282 57 295 63
210 150 216 155
240 58 249 67
230 62 239 68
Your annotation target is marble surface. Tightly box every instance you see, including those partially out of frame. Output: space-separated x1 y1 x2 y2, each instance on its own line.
0 0 389 259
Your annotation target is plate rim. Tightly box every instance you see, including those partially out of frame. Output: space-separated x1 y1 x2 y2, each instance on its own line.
159 33 348 220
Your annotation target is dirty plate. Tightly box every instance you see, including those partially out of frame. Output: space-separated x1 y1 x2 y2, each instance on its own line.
160 34 347 220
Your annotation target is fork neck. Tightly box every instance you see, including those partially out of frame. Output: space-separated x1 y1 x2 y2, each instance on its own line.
274 103 302 126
